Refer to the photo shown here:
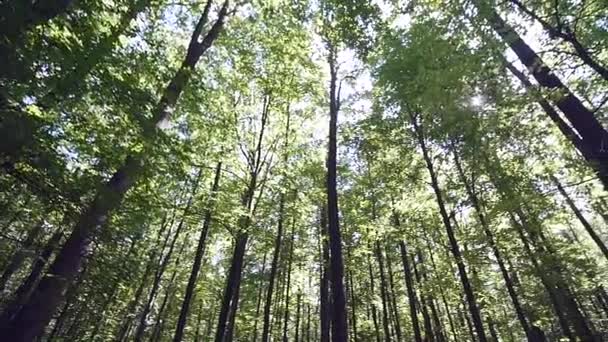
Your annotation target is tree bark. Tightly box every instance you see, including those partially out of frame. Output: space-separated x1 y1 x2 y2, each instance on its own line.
0 4 229 340
412 253 434 342
452 147 533 339
282 229 295 342
552 175 608 261
411 114 487 342
134 171 204 342
116 215 172 342
295 291 302 342
504 62 608 187
475 1 608 187
215 90 269 342
320 207 331 342
384 248 402 342
252 254 267 342
173 162 222 342
374 241 392 342
398 238 422 342
261 194 286 342
326 42 348 342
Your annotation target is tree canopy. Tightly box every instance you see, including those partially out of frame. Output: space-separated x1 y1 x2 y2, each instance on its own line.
0 0 607 341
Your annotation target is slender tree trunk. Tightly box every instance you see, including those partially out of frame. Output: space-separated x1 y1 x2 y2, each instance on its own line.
452 147 532 339
412 254 434 342
0 4 229 340
385 248 402 342
411 115 487 341
45 263 88 341
215 92 270 342
261 195 286 342
515 205 595 340
374 242 392 342
398 238 423 342
326 42 348 342
116 216 171 342
295 291 302 342
252 254 267 342
194 298 204 342
418 251 445 342
135 171 203 342
214 232 248 342
367 250 382 342
348 269 358 342
552 175 608 261
306 303 311 342
425 242 458 341
320 207 331 342
508 212 575 340
225 275 242 342
173 162 222 342
282 229 295 342
149 239 187 342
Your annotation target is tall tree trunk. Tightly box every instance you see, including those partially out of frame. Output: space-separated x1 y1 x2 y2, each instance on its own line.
513 199 594 340
149 239 187 342
116 215 172 342
261 194 286 342
398 238 422 342
348 269 358 342
173 162 222 342
320 207 331 342
504 61 608 187
508 212 575 340
412 253 434 342
325 42 348 342
411 114 487 342
214 232 248 342
384 248 402 342
225 274 242 342
367 249 382 342
282 229 295 342
0 219 44 291
452 147 532 339
295 291 302 342
552 175 608 261
306 303 311 342
215 91 270 342
252 254 268 342
135 170 204 342
475 1 608 186
374 242 392 342
194 298 204 342
425 242 459 341
0 4 229 340
508 0 608 81
418 251 445 342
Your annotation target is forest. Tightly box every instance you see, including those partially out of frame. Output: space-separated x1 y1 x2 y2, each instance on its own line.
0 0 607 341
